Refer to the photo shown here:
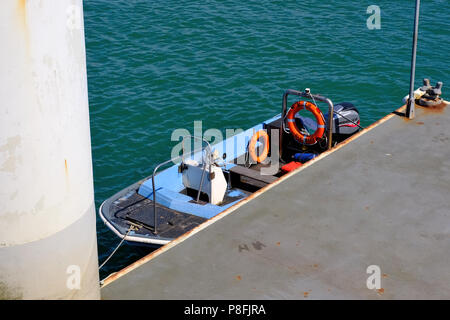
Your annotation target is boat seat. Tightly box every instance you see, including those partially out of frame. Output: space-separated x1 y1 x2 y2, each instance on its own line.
229 165 277 188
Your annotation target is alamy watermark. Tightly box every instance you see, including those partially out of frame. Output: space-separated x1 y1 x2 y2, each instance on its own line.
170 121 279 175
366 265 381 290
366 5 381 30
66 264 81 290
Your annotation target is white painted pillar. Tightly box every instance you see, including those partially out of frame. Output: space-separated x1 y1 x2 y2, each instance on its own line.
0 0 100 299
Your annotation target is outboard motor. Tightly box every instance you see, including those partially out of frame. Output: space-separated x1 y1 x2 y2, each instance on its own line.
324 102 360 143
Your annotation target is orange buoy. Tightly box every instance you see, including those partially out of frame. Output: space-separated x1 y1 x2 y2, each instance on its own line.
287 101 326 145
249 130 269 163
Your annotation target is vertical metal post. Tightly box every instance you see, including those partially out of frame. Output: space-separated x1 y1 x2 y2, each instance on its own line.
406 0 421 119
152 171 158 234
196 160 207 202
325 99 334 150
280 92 288 159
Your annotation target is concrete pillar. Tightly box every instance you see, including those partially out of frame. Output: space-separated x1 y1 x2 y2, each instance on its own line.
0 0 100 299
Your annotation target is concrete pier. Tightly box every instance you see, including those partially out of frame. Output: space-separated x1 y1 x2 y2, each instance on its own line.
101 102 450 299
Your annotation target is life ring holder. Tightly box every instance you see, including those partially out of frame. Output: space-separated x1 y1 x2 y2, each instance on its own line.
287 100 326 145
248 130 269 163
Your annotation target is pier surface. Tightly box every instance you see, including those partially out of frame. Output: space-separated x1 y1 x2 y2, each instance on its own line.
101 103 450 299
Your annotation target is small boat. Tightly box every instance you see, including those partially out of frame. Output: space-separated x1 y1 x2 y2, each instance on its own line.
99 89 362 246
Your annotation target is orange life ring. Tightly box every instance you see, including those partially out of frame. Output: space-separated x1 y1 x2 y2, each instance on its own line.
249 130 269 163
287 101 326 145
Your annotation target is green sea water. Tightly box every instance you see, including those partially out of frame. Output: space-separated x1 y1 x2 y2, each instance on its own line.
83 0 449 279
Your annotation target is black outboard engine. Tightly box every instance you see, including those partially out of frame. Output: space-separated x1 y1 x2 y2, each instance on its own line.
325 102 360 143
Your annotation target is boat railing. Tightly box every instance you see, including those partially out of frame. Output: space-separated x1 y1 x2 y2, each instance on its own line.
151 135 213 234
280 89 334 155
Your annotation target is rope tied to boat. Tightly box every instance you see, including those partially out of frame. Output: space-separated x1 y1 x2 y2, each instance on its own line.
98 224 136 270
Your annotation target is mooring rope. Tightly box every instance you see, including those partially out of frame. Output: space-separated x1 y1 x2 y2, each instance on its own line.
98 225 134 270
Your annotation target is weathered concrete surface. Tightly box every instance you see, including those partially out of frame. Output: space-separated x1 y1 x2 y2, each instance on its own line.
102 103 450 299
